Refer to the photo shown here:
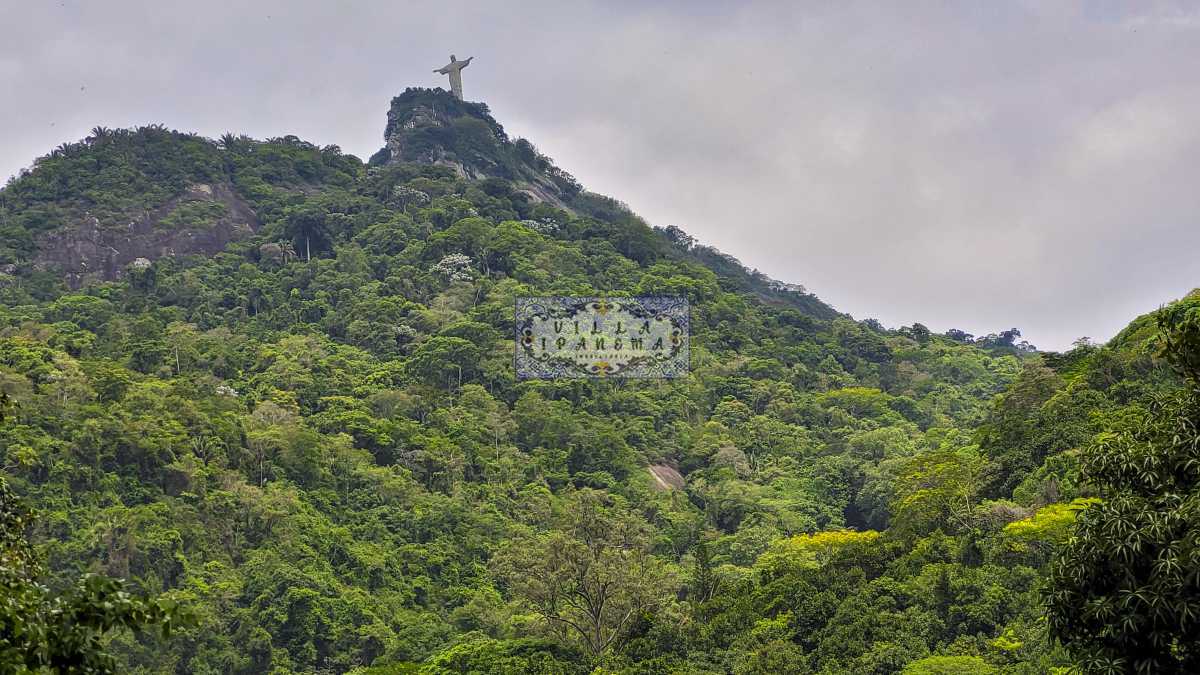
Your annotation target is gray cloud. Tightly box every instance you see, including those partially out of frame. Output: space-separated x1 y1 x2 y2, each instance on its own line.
3 1 1198 350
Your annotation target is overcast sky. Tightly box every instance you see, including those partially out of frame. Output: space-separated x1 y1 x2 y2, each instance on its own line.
3 1 1199 350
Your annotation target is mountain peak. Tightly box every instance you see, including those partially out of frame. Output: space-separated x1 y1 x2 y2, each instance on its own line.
369 87 580 209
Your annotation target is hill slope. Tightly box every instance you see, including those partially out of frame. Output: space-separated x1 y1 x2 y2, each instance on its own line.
0 87 1168 673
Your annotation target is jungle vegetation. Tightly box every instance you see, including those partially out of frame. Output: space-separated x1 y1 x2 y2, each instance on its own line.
0 90 1194 674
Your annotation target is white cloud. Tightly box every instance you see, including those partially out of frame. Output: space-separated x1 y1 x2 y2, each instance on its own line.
1070 90 1196 170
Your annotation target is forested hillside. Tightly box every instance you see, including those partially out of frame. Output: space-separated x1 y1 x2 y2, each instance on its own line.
0 88 1194 674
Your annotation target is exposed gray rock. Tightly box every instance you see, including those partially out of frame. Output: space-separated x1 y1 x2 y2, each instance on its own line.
378 89 577 211
648 464 685 491
35 180 261 288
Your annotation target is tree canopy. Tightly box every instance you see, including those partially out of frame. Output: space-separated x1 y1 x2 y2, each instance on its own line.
0 98 1188 673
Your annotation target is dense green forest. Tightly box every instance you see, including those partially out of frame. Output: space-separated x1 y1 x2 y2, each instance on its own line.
0 88 1196 674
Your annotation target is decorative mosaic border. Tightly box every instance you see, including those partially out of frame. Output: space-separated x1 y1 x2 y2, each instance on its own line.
515 296 690 379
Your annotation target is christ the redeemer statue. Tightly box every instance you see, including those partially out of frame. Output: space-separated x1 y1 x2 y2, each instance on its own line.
434 54 473 100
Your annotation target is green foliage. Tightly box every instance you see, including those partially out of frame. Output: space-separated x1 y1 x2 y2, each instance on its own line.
419 635 586 674
0 476 186 673
901 655 998 674
1156 292 1200 381
157 199 228 231
1001 498 1097 560
491 489 671 662
1047 297 1200 674
0 101 1174 674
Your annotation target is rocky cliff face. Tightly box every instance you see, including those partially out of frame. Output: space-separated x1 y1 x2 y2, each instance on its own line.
371 88 581 210
35 181 259 288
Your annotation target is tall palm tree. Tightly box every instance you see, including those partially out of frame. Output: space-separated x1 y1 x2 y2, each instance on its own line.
278 241 297 264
